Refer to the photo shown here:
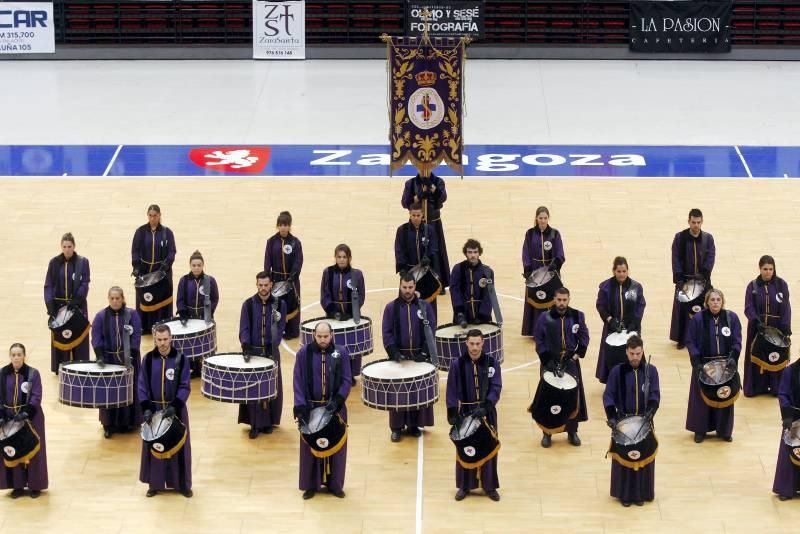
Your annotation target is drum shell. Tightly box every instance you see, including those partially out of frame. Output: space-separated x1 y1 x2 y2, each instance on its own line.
360 360 439 411
201 353 277 403
135 271 173 313
530 372 579 434
49 306 91 351
525 267 561 309
449 416 500 470
300 407 348 459
608 416 658 471
698 359 741 408
434 322 504 372
58 363 134 408
0 420 41 468
272 281 299 321
678 279 707 318
410 265 443 303
154 317 217 361
784 421 800 469
603 330 638 373
141 413 187 460
750 328 790 372
300 317 374 359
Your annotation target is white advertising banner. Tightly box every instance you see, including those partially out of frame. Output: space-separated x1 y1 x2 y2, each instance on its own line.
253 0 305 60
0 2 55 54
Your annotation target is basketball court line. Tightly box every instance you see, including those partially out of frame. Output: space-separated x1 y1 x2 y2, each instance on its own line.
102 144 123 176
734 145 754 178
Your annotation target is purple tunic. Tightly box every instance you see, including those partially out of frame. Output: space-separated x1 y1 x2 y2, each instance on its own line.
450 260 495 324
131 224 176 331
685 309 741 437
669 229 715 344
594 277 646 383
521 226 565 336
238 294 287 429
320 266 366 378
446 352 502 491
533 307 590 432
176 273 219 319
0 365 48 491
381 296 437 430
264 232 303 338
293 343 352 492
603 363 660 502
44 253 91 373
138 347 191 491
743 276 792 396
401 174 450 287
773 362 800 498
91 306 142 429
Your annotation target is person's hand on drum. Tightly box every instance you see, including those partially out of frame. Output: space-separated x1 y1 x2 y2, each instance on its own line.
163 406 177 419
143 410 153 424
608 317 622 332
13 411 29 422
546 262 558 272
545 359 557 373
158 261 169 273
93 348 105 367
414 351 428 363
756 319 766 334
388 345 402 362
420 256 431 268
783 417 793 430
123 324 134 335
456 312 468 329
131 266 140 278
606 418 618 429
725 353 737 369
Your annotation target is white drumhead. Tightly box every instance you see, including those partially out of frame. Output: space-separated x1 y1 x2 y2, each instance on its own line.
301 316 372 331
785 421 800 446
161 318 213 335
362 360 436 380
51 305 73 328
60 362 127 374
205 353 274 370
141 410 174 441
605 330 637 346
527 266 554 287
0 420 24 440
436 322 500 339
543 371 577 389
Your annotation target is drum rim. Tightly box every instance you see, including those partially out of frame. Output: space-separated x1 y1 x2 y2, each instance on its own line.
761 326 789 347
435 322 502 338
300 315 373 333
154 316 216 336
605 330 638 345
58 362 131 375
360 359 438 382
200 388 278 403
50 305 75 328
526 266 556 287
0 419 25 439
135 270 166 287
203 352 275 371
699 359 736 386
542 370 578 389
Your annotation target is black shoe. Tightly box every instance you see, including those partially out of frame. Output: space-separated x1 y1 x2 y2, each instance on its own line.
454 489 468 501
676 343 685 350
103 427 113 439
622 501 631 507
439 288 447 295
303 489 316 500
249 428 259 439
721 435 733 442
391 430 402 442
779 495 791 501
330 488 346 498
10 489 24 499
694 433 705 443
30 490 41 499
409 427 422 438
486 490 500 501
634 501 644 506
146 489 158 498
351 377 358 386
568 432 581 446
262 426 274 435
541 433 552 448
181 489 193 498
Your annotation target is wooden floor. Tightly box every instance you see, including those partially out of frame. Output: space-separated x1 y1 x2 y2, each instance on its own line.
1 176 800 533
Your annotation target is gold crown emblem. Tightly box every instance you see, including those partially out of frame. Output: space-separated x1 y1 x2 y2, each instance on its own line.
415 71 436 87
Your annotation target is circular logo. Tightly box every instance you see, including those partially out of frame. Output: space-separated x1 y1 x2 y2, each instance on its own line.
717 385 732 399
62 329 73 339
165 369 175 381
283 244 293 254
550 405 562 415
777 292 785 303
71 273 77 281
793 447 800 458
20 382 30 394
143 292 154 303
572 324 580 334
535 290 547 300
625 289 638 301
488 367 496 378
543 241 553 251
417 309 424 320
628 450 641 460
769 352 781 363
408 87 445 130
198 286 206 296
274 311 282 321
463 446 476 458
153 443 165 453
691 305 702 313
316 437 330 449
346 279 354 290
721 326 731 337
3 446 16 458
478 278 488 289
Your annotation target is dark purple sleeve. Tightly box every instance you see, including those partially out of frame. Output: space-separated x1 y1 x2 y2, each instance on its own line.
778 365 793 409
165 228 177 268
577 311 590 355
276 300 288 343
635 283 646 322
43 258 55 305
293 239 304 275
730 311 743 359
648 365 661 405
210 276 220 315
293 347 308 408
603 365 621 411
686 313 703 366
76 258 90 301
239 299 251 346
356 269 366 306
445 360 460 409
394 226 406 273
596 280 610 321
382 303 396 349
551 231 565 268
263 237 273 273
131 227 142 267
427 225 439 260
138 356 151 404
704 233 716 274
336 347 352 400
130 308 142 354
176 275 187 312
176 354 191 403
424 300 437 331
401 179 413 209
30 369 43 407
671 232 682 281
533 313 548 359
91 310 105 350
486 360 501 405
521 228 533 271
435 175 447 204
783 282 792 334
743 282 757 322
320 268 333 311
449 263 465 309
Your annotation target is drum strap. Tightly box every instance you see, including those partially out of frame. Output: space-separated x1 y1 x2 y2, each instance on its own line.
71 255 84 300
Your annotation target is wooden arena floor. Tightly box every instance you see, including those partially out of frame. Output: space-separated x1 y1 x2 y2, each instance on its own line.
1 176 800 533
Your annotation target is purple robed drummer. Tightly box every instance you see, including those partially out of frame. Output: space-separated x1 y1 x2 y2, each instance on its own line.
603 335 660 507
293 322 352 500
401 173 450 289
239 271 287 439
685 288 742 443
176 250 220 376
743 255 792 397
773 359 800 500
533 287 589 447
450 239 496 326
382 274 437 442
670 208 716 349
44 232 91 373
91 286 142 438
521 206 565 336
446 329 502 502
395 202 441 315
0 343 48 498
131 204 177 332
595 257 646 383
139 324 192 498
264 211 303 339
320 244 366 380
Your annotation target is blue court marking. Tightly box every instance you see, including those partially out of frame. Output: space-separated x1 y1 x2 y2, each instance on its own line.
0 144 797 178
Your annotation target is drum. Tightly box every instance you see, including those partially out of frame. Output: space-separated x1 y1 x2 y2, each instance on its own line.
154 318 217 362
530 370 579 434
751 326 790 372
604 330 638 373
449 414 501 469
783 420 800 469
0 419 41 468
525 266 561 309
300 316 374 358
299 406 348 459
58 362 134 408
408 264 443 303
140 409 187 459
698 358 741 408
272 281 299 321
677 278 707 317
49 305 90 351
360 359 439 411
201 353 278 403
434 322 504 372
135 271 173 313
608 415 658 470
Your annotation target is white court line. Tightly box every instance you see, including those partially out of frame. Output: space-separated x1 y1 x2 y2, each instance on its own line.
415 435 424 534
102 144 123 176
734 145 753 178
